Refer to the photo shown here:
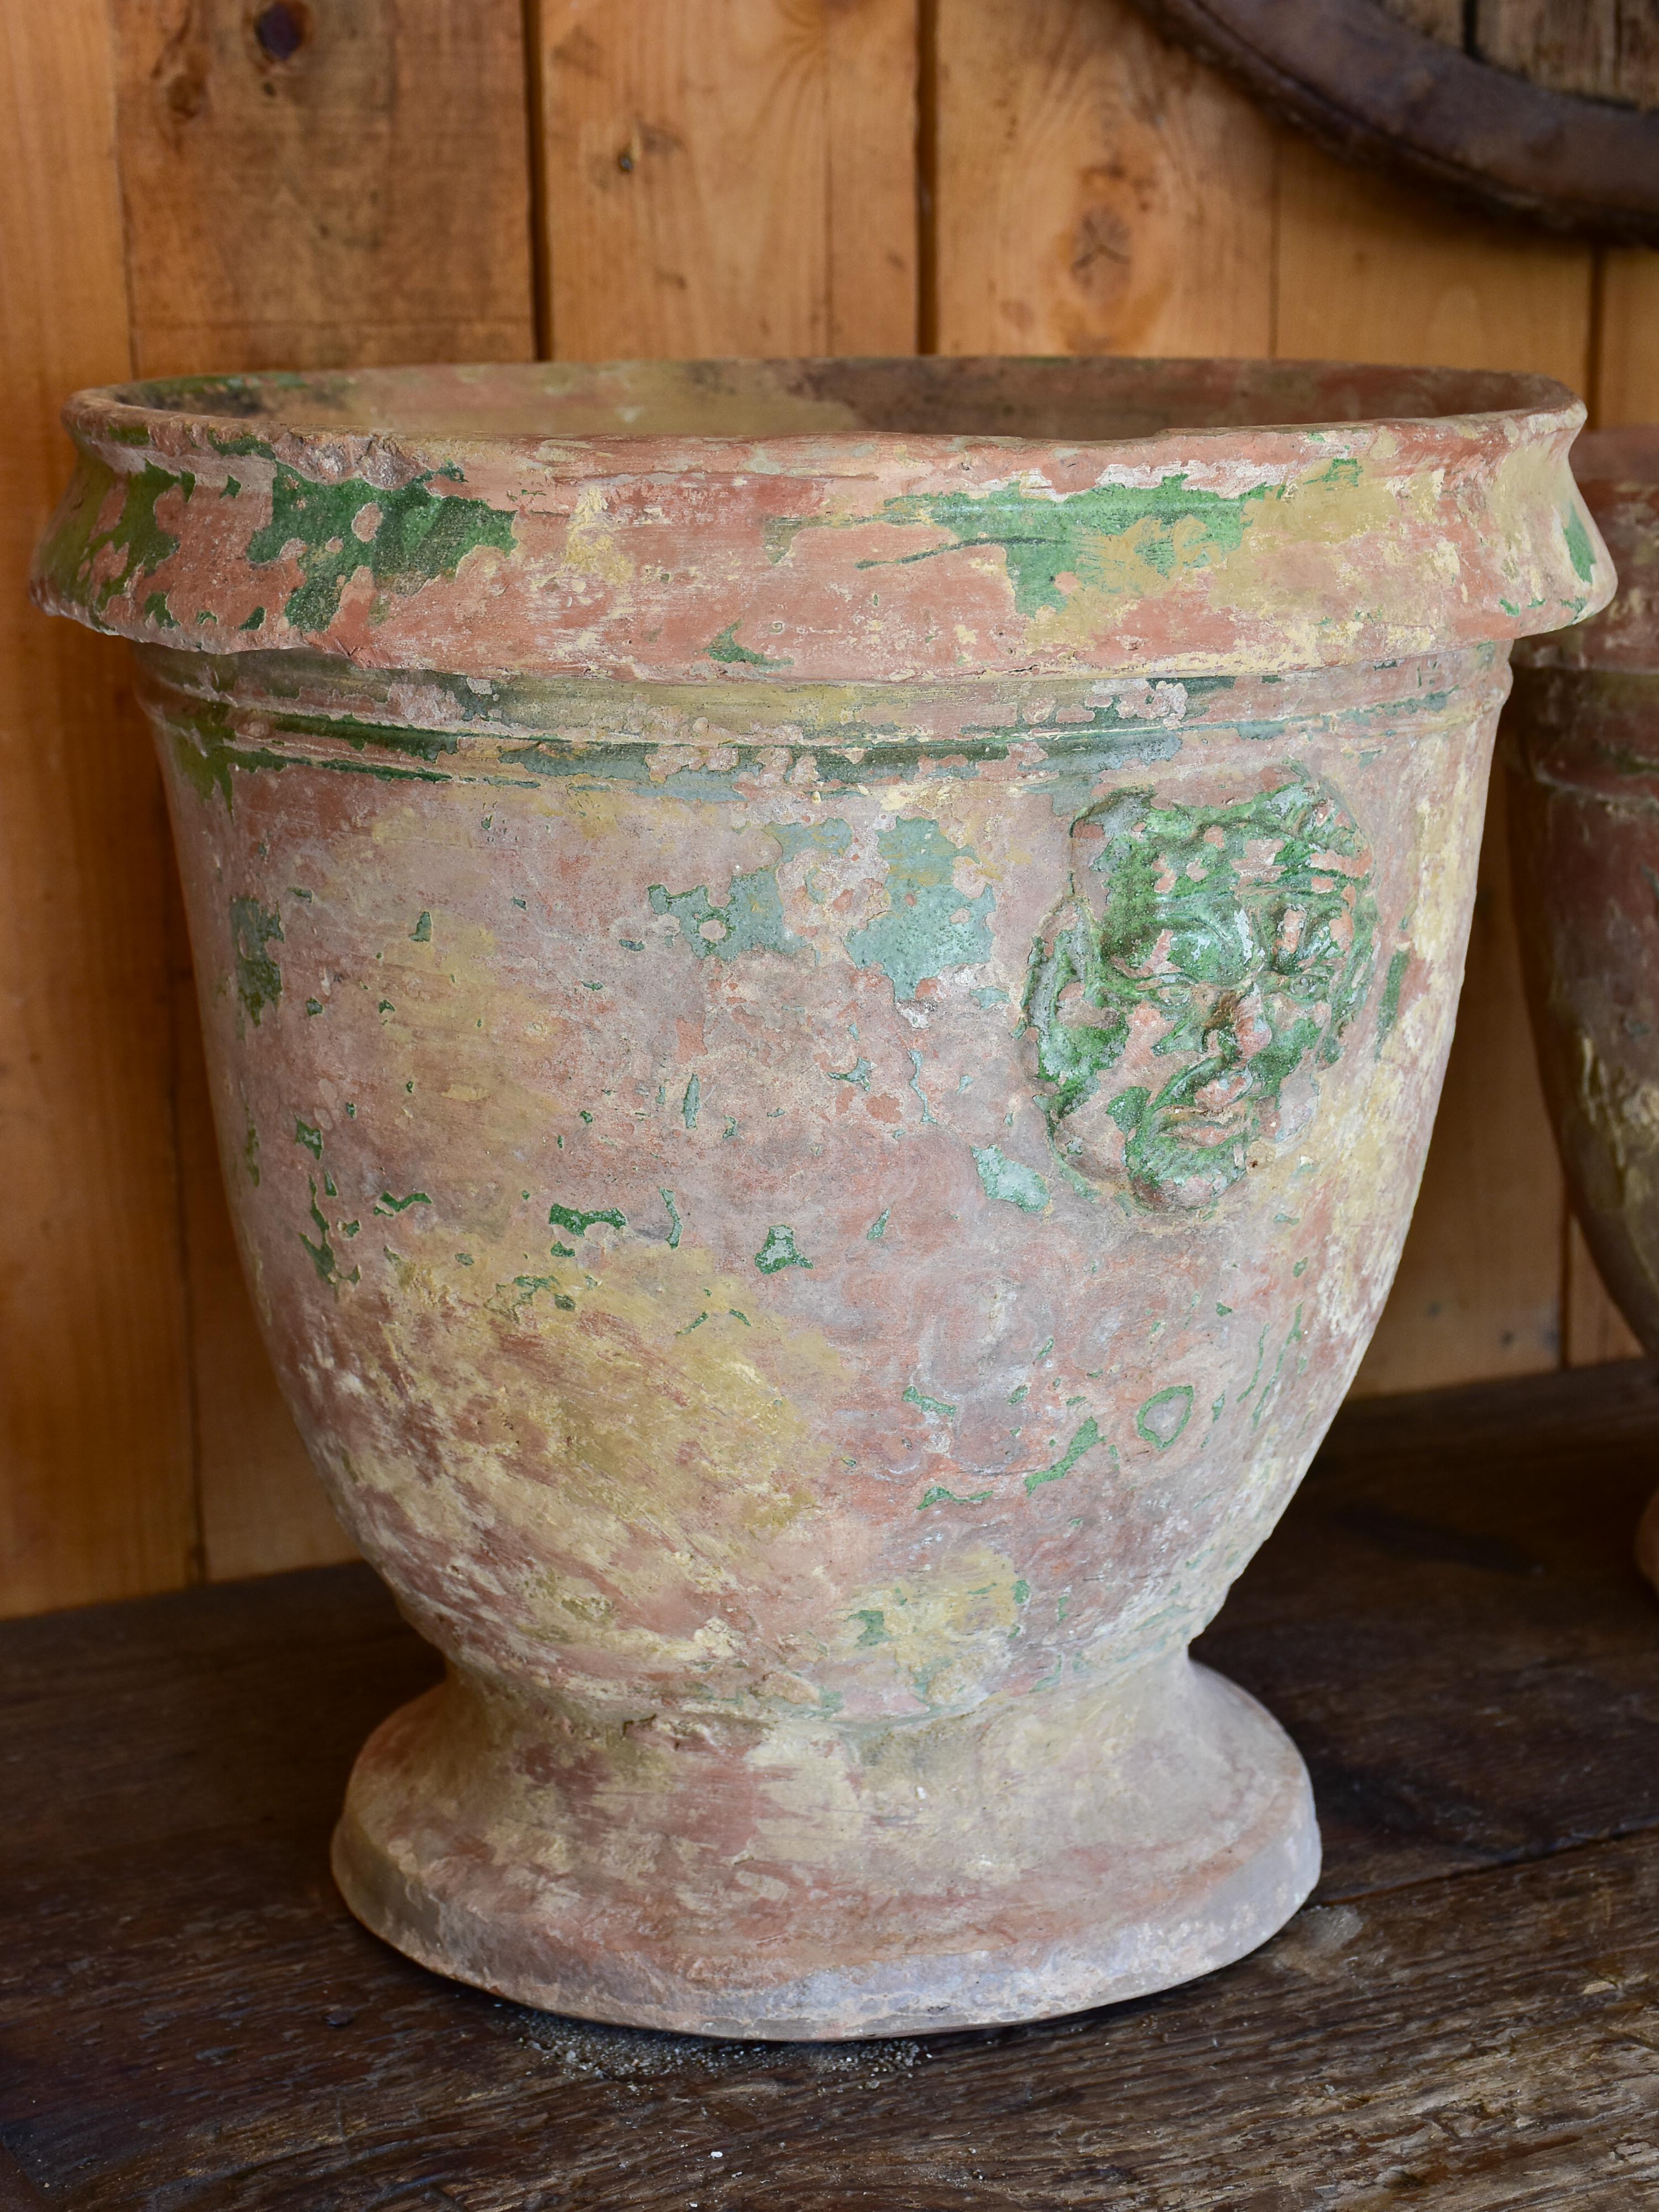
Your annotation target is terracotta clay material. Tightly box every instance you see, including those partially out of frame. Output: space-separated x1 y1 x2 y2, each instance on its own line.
34 357 1612 2037
1507 425 1659 1597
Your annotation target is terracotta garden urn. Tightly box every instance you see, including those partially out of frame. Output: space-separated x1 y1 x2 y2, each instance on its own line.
1507 426 1659 1595
34 357 1611 2037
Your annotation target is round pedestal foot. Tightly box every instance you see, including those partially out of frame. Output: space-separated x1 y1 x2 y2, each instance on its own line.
332 1655 1318 2040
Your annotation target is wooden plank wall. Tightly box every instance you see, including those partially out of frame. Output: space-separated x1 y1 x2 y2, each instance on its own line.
0 0 1650 1617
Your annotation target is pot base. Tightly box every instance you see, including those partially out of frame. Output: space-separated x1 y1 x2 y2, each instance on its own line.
332 1656 1318 2039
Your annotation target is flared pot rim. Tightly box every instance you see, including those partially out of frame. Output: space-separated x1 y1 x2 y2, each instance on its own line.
33 353 1614 685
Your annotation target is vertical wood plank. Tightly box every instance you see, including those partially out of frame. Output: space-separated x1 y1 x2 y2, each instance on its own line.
1597 253 1659 429
933 0 1276 358
1274 140 1594 389
107 0 539 1583
114 0 537 373
1591 0 1659 434
538 0 917 361
1473 1 1653 102
1272 144 1595 1392
0 1 197 1615
1350 776 1566 1394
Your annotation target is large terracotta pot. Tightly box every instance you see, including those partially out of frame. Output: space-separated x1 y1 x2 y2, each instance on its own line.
1507 427 1659 1594
35 358 1610 2037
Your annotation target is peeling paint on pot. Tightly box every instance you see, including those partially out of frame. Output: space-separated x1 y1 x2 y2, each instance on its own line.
36 358 1612 2037
1508 425 1659 1597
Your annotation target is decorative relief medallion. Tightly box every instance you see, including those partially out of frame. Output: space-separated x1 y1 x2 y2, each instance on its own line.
1024 775 1377 1209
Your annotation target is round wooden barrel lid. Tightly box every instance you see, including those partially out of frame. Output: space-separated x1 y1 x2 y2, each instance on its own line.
1124 0 1659 244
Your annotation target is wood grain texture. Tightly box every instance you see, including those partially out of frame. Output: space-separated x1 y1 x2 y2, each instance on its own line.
98 0 540 1581
933 0 1275 357
1123 0 1659 245
1599 252 1659 427
1272 144 1593 1392
0 1 196 1617
112 0 537 374
1473 0 1659 105
1589 16 1659 432
1353 776 1568 1391
538 0 917 359
3 1365 1658 2204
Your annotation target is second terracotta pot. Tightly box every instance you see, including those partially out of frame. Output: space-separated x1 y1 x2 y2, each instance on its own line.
1508 426 1659 1592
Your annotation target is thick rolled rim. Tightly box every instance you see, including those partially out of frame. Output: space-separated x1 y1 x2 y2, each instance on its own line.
33 356 1610 686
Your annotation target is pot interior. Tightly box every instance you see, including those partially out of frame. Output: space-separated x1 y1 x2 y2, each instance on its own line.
103 354 1561 446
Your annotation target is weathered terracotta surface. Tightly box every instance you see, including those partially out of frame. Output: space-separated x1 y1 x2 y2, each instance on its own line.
34 358 1611 2036
1508 426 1659 1595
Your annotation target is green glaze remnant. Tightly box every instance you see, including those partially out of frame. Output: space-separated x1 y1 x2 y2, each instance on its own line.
375 1191 432 1215
704 622 791 670
846 474 1272 618
660 1189 683 1249
164 697 456 812
650 872 797 962
1376 948 1411 1048
755 1225 812 1274
867 1207 890 1240
847 816 995 1001
1024 1417 1104 1495
918 1485 993 1510
294 1118 323 1159
973 1145 1050 1215
489 1274 576 1321
1025 774 1376 1209
36 456 190 615
229 897 284 1026
902 1385 957 1418
411 910 432 943
1562 505 1598 585
246 465 516 634
682 1074 701 1129
1136 1385 1194 1449
300 1180 357 1289
549 1202 627 1237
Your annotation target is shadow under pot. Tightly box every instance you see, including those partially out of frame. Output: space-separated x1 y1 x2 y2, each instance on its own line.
1508 424 1659 1596
33 354 1611 2037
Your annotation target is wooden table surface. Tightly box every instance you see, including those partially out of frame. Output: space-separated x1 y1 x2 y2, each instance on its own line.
4 1362 1659 2210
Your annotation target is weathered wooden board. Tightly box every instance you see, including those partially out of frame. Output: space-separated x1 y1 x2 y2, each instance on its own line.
1128 0 1659 245
933 0 1275 357
1472 0 1659 107
1270 143 1594 1392
537 0 917 358
3 1365 1657 2205
0 2 196 1618
1589 0 1659 432
100 0 541 1582
1599 252 1659 427
112 0 536 374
